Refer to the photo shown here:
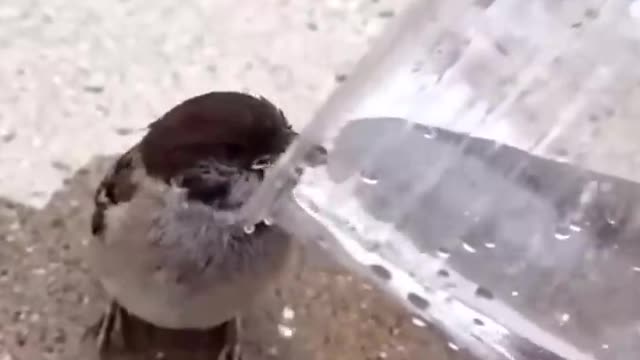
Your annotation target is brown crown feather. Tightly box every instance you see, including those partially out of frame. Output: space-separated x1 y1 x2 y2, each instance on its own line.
139 92 295 182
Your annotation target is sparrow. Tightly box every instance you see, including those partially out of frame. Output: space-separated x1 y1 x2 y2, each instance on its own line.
85 91 298 359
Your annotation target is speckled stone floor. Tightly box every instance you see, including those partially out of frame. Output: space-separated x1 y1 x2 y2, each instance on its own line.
4 0 640 359
0 0 408 208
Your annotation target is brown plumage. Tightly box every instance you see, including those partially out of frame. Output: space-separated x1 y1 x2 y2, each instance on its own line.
85 92 297 359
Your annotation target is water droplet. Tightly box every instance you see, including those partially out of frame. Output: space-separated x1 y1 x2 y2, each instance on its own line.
407 293 430 310
556 312 571 326
605 208 619 226
243 224 255 234
369 264 392 281
462 242 477 253
632 266 640 272
360 172 378 185
569 223 582 232
378 351 388 359
411 316 427 327
511 290 519 297
263 216 275 226
282 306 295 320
601 344 610 350
422 126 438 139
0 128 16 143
277 324 295 338
448 342 460 351
436 247 451 259
554 226 571 240
484 242 496 249
475 286 494 299
437 269 450 277
362 176 378 185
552 151 571 163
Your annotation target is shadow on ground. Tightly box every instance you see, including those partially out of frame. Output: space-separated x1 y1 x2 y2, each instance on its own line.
0 156 467 360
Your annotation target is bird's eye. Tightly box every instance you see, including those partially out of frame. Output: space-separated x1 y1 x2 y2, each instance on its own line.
251 155 275 170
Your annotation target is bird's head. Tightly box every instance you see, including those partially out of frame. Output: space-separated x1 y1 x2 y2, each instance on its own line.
138 92 296 208
140 92 295 180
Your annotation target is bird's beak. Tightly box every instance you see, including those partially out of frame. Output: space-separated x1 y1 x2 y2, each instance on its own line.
250 130 327 171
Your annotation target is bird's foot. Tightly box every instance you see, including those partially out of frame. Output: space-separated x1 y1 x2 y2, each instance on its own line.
218 316 243 360
84 301 126 355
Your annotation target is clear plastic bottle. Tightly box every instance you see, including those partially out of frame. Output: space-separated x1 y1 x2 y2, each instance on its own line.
242 0 640 359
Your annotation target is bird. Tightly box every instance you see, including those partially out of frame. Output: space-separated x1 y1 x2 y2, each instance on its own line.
84 91 298 359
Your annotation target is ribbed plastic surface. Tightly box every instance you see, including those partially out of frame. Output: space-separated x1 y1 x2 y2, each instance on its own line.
242 1 640 359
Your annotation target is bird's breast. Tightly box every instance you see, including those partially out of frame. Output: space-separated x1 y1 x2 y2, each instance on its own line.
87 188 294 329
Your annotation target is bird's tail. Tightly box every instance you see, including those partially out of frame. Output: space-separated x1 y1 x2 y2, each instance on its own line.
84 301 241 360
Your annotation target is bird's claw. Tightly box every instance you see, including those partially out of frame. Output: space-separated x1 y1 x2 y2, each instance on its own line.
218 316 243 360
217 343 242 360
83 302 124 355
